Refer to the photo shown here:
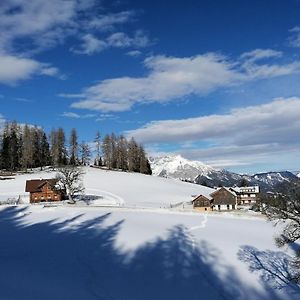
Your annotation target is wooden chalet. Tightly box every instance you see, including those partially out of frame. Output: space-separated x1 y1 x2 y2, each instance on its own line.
25 179 65 203
210 187 237 211
192 195 212 211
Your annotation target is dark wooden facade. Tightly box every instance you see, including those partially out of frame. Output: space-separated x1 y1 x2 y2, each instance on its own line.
210 187 237 206
192 195 212 211
25 179 64 203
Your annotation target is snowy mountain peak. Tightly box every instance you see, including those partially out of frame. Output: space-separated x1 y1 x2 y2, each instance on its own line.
253 171 297 186
150 155 300 191
149 155 214 181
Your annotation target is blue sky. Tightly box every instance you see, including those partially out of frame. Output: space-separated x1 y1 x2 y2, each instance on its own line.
1 0 300 174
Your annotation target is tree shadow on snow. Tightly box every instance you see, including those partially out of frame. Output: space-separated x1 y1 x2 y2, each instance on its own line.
0 206 288 300
78 194 103 205
238 245 300 295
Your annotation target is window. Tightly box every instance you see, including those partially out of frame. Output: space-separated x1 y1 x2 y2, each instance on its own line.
205 207 207 211
218 205 221 210
227 204 230 210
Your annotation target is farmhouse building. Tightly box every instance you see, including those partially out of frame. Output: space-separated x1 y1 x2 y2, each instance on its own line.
230 186 260 205
210 187 237 210
192 195 212 211
25 179 65 203
192 185 260 211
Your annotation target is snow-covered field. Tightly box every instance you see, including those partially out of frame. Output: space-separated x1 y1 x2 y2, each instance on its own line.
0 167 214 208
0 167 299 299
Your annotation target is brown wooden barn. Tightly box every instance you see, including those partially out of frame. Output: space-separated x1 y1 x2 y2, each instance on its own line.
25 179 65 203
192 195 212 211
210 187 237 211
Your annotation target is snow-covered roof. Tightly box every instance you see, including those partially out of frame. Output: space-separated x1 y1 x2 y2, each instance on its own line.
192 194 213 201
231 186 260 194
209 187 237 197
25 179 57 193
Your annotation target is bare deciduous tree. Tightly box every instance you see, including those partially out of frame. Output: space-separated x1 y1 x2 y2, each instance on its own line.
94 131 101 166
56 166 85 203
79 141 91 166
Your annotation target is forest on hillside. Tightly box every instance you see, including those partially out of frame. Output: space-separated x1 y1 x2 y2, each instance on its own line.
0 121 151 175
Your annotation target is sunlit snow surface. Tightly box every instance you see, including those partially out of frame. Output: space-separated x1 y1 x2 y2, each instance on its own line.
0 166 214 207
0 167 299 299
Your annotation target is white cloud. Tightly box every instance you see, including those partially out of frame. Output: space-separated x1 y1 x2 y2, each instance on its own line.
288 26 300 47
107 30 150 48
61 112 95 119
40 67 60 76
72 30 151 55
240 49 300 79
126 50 142 57
0 0 151 86
126 97 300 145
0 54 62 84
0 0 83 53
0 55 41 84
69 54 240 111
96 113 118 122
72 34 107 55
132 97 300 170
178 143 300 170
67 51 300 112
88 11 136 31
0 0 148 60
40 66 66 79
240 49 282 62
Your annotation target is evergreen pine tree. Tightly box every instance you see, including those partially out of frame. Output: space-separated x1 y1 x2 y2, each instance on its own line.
127 138 140 172
40 131 50 169
21 125 33 171
69 128 78 165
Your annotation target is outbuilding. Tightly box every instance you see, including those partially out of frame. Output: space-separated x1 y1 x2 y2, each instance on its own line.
192 195 212 211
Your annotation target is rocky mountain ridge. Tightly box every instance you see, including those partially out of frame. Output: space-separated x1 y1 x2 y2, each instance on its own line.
150 155 300 191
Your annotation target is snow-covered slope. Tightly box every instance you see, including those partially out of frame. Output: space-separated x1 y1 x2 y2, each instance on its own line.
0 167 214 208
150 154 215 181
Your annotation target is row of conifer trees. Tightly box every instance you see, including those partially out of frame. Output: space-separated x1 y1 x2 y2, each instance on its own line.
0 121 151 175
98 133 152 174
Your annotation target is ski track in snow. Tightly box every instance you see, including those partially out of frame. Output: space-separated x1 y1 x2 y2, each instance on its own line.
86 188 125 206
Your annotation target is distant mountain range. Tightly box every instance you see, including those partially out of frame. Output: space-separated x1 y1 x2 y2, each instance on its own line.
291 171 300 178
149 155 300 191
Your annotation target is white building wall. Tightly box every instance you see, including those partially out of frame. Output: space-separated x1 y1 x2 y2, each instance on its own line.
214 204 236 210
